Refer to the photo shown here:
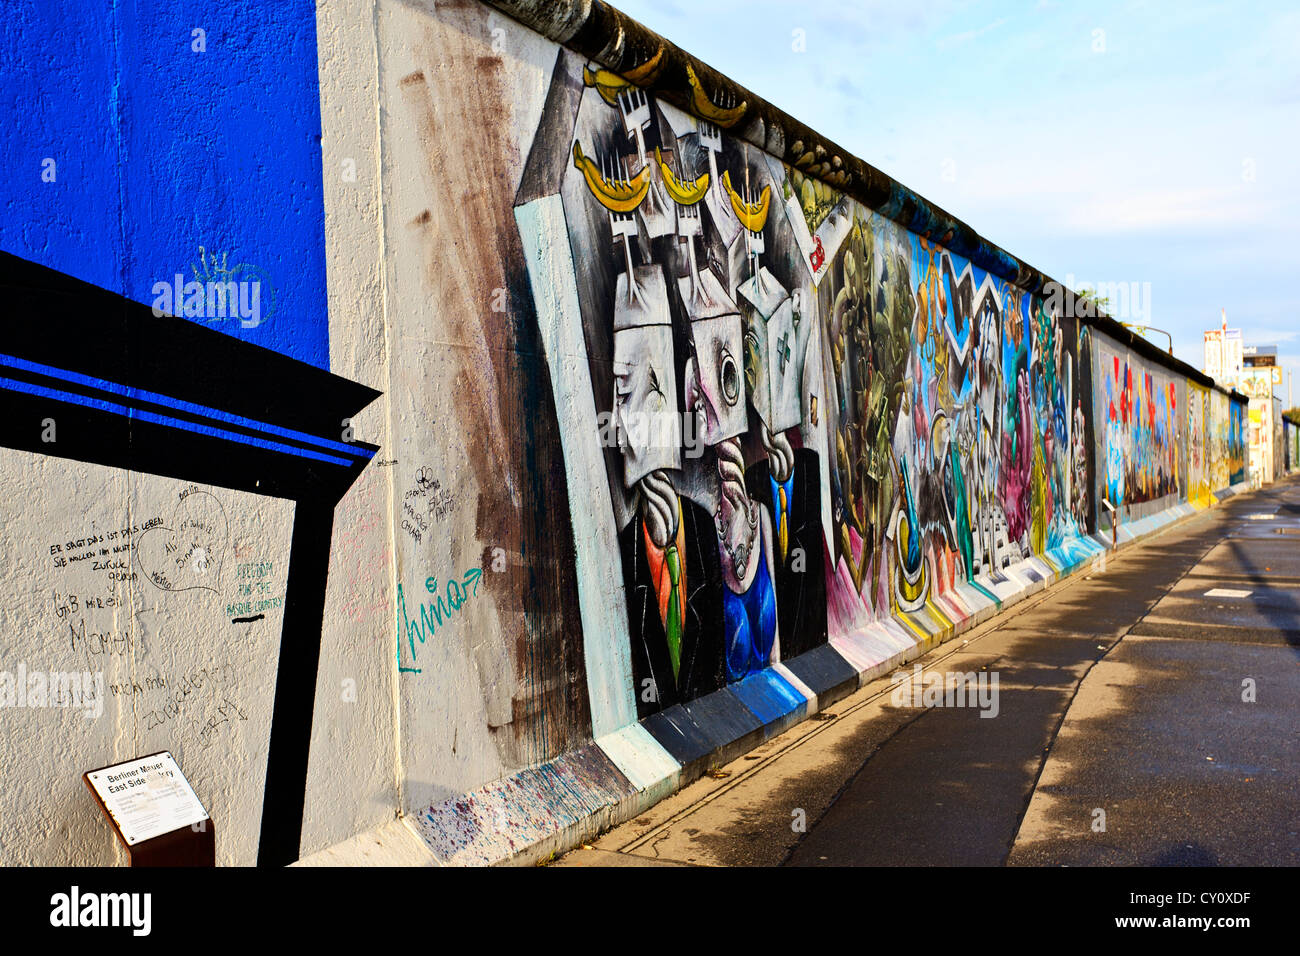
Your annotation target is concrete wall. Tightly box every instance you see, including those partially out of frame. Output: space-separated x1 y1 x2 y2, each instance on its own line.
1284 415 1300 474
0 0 1254 866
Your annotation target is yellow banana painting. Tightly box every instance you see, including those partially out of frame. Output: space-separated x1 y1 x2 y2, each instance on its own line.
686 64 747 128
654 147 709 206
581 45 664 107
621 44 664 85
572 141 650 212
721 169 770 232
582 64 632 107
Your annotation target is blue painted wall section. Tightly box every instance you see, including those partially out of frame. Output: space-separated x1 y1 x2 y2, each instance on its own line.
0 0 329 368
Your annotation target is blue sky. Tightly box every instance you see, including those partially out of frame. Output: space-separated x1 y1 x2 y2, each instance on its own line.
610 0 1300 405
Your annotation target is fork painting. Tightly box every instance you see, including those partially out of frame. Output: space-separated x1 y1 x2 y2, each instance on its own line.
515 50 1147 719
568 66 828 716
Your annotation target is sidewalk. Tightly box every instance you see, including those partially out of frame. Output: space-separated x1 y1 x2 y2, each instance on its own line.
551 475 1300 866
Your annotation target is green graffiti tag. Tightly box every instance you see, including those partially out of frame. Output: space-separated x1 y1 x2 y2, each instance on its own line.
396 568 484 674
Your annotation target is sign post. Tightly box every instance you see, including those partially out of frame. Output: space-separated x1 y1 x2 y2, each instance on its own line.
84 751 215 866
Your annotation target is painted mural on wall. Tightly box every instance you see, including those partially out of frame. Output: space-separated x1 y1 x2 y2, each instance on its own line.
1092 337 1182 510
1229 399 1247 485
1208 388 1231 491
814 207 1093 633
0 0 1272 868
1238 370 1281 483
1273 399 1285 482
0 248 382 866
518 56 829 718
1187 381 1211 506
513 51 1100 720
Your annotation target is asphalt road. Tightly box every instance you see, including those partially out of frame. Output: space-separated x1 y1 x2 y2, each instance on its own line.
791 476 1300 867
553 475 1300 867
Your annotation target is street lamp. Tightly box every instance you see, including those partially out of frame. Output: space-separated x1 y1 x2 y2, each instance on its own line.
1121 322 1174 355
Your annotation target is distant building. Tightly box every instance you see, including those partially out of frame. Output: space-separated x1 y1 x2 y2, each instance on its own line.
1243 343 1278 368
1238 354 1280 486
1204 312 1282 486
1203 310 1243 386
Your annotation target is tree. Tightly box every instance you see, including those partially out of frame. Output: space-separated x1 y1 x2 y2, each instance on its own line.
1075 286 1110 314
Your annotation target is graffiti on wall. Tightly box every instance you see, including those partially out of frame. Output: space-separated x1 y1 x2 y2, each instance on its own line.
817 210 1093 633
1229 399 1247 484
525 58 829 717
1208 388 1230 490
0 0 1269 867
1187 381 1210 506
513 51 1104 720
1093 339 1182 509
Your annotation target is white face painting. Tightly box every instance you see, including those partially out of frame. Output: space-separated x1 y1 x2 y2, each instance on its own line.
684 312 746 448
738 265 803 434
613 324 682 487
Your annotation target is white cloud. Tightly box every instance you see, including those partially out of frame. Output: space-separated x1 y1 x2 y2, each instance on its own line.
1061 187 1271 234
937 16 1009 51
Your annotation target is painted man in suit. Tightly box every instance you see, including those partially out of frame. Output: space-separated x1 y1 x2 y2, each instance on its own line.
745 426 825 658
740 266 826 660
613 265 726 720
